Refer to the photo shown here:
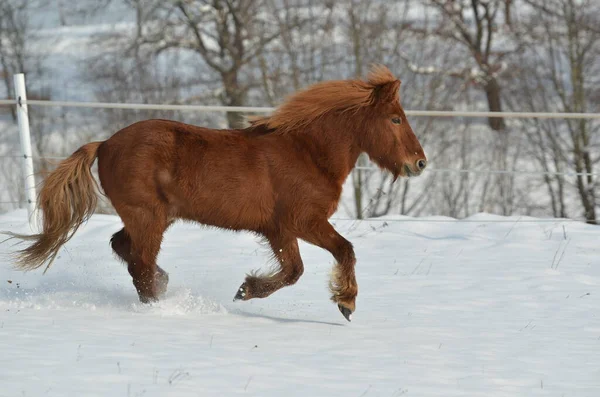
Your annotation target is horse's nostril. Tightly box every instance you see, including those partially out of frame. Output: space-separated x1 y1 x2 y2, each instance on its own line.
416 159 427 170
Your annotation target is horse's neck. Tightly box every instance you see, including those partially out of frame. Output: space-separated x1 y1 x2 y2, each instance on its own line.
294 123 362 185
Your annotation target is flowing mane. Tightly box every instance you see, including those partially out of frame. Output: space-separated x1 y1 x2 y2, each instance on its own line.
249 65 400 133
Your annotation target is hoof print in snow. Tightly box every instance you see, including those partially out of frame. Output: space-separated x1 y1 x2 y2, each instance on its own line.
338 304 353 322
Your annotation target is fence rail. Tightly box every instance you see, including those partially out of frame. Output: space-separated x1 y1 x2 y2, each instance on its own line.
2 98 600 119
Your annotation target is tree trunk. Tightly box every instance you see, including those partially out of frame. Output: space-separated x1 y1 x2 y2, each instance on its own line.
573 130 597 224
0 51 17 121
352 165 364 219
484 76 505 131
225 95 246 129
222 70 246 129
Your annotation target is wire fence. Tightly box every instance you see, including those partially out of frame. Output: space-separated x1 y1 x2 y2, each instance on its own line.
1 96 599 224
1 155 598 178
330 217 589 223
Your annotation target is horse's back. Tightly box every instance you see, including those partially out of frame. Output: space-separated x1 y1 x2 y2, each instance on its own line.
97 119 275 231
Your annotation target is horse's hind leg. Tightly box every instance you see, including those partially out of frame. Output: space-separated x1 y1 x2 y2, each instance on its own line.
110 211 169 303
234 233 304 301
110 228 134 263
110 227 169 298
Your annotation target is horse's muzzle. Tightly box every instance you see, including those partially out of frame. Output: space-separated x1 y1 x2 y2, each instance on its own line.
404 158 426 177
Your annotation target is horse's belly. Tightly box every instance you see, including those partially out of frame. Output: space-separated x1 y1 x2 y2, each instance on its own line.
176 173 274 231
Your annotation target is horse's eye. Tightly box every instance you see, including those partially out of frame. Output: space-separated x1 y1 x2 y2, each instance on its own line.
392 117 402 125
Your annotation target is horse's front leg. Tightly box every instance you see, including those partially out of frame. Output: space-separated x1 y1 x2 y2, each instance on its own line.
300 221 357 322
233 233 304 301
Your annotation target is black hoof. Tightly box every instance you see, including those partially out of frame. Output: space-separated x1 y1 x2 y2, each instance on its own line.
338 304 353 322
233 283 248 301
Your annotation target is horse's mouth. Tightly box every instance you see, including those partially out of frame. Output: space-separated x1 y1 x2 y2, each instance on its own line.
404 164 423 178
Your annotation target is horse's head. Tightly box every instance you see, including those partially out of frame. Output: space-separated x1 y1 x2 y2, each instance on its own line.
357 66 427 181
247 64 426 181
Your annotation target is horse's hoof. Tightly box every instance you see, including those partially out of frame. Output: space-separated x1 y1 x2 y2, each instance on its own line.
338 304 353 322
138 293 157 304
233 283 248 301
155 271 169 297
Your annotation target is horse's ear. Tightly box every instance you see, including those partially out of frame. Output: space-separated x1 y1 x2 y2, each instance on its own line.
374 80 401 104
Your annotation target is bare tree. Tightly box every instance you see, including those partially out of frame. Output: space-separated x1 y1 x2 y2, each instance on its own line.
0 0 53 211
0 0 30 121
127 0 287 128
406 0 516 131
508 0 599 223
256 0 341 104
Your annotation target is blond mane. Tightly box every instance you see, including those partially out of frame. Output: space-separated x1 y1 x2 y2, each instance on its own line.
249 64 400 133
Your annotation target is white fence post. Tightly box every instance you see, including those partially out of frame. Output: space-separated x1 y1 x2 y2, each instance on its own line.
14 73 38 230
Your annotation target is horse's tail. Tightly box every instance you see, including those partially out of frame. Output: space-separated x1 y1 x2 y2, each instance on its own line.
6 141 103 273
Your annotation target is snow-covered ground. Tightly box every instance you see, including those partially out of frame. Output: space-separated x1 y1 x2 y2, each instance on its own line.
0 209 599 396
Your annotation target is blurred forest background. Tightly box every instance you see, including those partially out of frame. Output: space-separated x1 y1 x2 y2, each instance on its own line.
0 0 598 223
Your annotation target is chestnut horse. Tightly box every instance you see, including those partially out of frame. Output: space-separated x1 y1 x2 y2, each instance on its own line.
6 65 426 321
